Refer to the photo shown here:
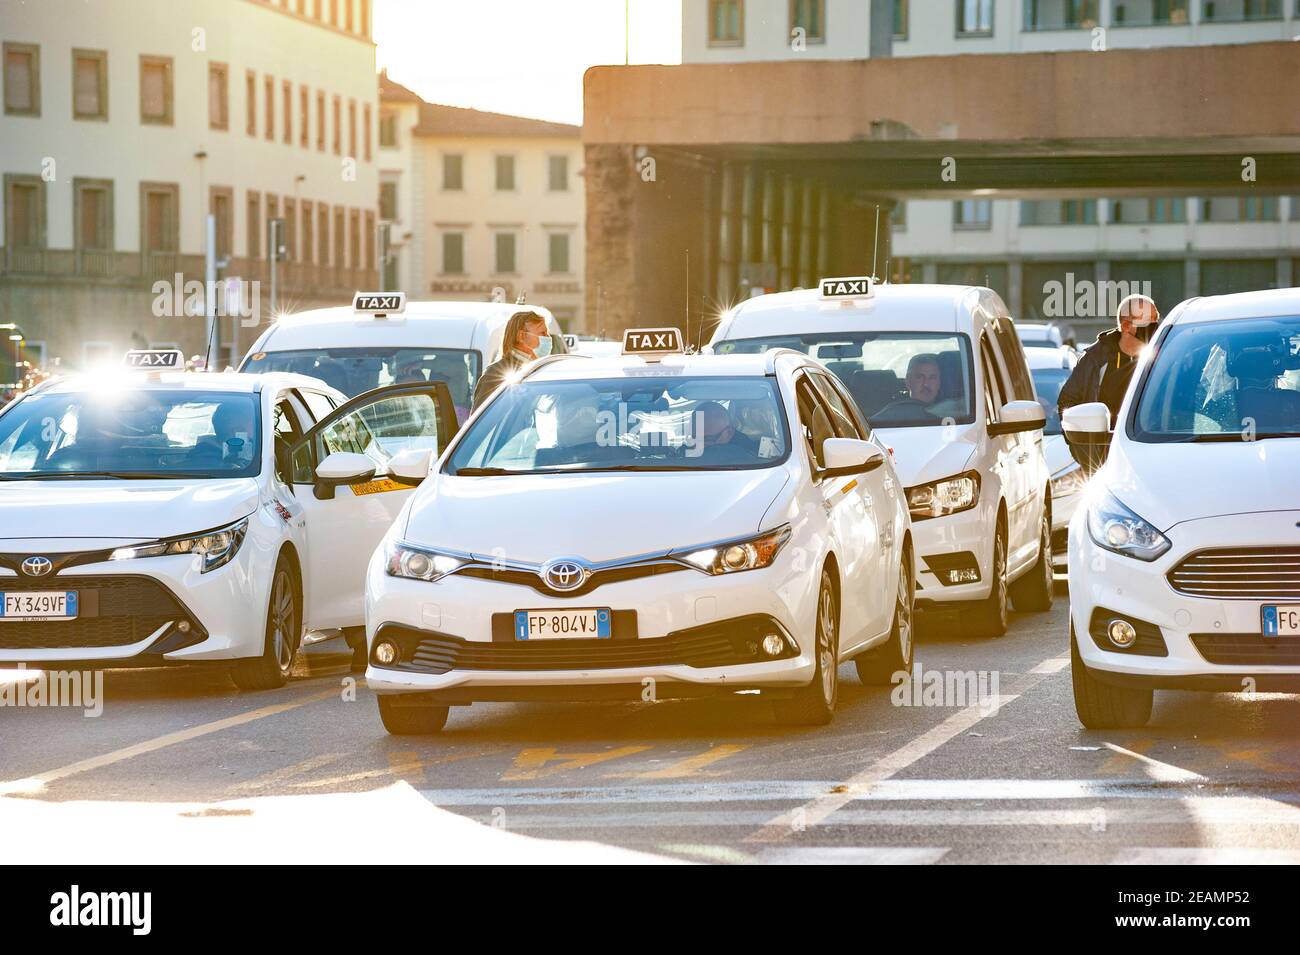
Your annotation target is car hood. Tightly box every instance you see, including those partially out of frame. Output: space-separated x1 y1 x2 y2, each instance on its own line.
1103 437 1300 531
0 478 261 545
404 467 793 564
874 423 978 488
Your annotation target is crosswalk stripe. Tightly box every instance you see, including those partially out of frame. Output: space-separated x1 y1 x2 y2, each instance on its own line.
1110 848 1300 865
755 847 950 864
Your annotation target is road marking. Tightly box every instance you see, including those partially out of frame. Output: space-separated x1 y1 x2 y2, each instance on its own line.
388 751 427 783
608 744 750 779
231 753 344 793
755 847 948 864
1030 657 1069 674
1102 742 1206 782
502 745 652 782
1110 848 1300 865
0 686 340 796
288 749 499 790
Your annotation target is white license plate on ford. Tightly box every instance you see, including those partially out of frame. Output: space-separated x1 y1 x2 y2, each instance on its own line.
514 608 612 640
1 591 79 621
1262 605 1300 637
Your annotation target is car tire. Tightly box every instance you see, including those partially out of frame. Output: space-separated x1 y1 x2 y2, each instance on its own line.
773 568 839 726
231 556 300 692
343 626 368 673
962 522 1008 638
1009 504 1054 613
378 695 450 735
1071 626 1153 729
855 541 914 685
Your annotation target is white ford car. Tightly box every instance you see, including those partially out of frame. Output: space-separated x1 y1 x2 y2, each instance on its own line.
364 329 914 733
0 353 459 689
1065 288 1300 728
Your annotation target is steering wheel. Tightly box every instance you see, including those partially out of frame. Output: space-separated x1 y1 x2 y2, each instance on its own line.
873 397 939 422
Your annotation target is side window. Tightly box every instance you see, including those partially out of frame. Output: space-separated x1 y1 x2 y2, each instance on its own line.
795 378 835 470
991 317 1035 401
980 337 1004 423
297 389 337 424
272 394 305 485
809 372 865 440
314 392 443 473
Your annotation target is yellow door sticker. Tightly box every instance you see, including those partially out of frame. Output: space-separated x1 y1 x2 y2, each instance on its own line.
350 478 405 496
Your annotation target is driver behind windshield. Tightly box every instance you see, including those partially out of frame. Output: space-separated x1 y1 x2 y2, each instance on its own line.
903 354 963 420
195 401 256 468
692 401 759 463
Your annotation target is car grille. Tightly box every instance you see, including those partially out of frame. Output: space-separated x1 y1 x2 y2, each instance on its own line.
455 561 686 597
1190 633 1300 667
1167 548 1300 599
0 575 195 651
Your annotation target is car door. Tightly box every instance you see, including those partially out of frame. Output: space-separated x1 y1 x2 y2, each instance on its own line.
979 331 1029 570
288 381 458 631
989 317 1044 571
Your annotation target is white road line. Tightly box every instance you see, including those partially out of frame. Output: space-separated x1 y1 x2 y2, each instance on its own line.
1102 742 1207 783
1110 848 1300 865
231 752 346 793
1030 657 1069 674
0 686 340 795
756 847 949 864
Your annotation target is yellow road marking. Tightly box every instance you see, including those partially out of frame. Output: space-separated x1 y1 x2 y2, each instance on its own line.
1102 742 1205 782
288 750 496 790
611 744 750 779
387 751 427 784
231 753 345 793
503 745 651 781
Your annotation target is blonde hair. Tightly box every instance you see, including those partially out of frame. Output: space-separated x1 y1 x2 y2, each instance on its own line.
498 310 547 360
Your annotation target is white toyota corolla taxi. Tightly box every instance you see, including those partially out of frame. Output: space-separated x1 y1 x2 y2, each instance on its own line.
1064 288 1300 728
364 328 914 734
709 278 1053 637
0 350 458 689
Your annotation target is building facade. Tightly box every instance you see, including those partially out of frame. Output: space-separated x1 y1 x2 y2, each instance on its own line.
682 0 1300 333
378 75 586 332
0 0 380 372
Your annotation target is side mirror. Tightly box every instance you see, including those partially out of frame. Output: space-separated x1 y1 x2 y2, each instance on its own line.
314 451 377 500
988 399 1046 437
1062 401 1113 448
821 437 886 478
388 447 432 487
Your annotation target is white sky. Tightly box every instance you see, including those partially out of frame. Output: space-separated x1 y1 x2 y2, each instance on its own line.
374 0 683 126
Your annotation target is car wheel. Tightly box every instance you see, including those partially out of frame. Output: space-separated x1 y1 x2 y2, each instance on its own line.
378 695 450 735
962 522 1008 638
231 556 300 692
855 541 914 685
773 568 839 726
343 626 368 673
1009 504 1054 613
1070 625 1152 729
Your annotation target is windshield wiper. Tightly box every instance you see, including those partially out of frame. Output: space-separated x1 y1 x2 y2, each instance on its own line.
451 467 523 476
15 470 217 480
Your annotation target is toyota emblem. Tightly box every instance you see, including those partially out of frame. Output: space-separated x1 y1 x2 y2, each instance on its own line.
21 556 53 577
541 558 588 593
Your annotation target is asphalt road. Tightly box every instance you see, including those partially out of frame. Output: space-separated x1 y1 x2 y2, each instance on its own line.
4 583 1300 864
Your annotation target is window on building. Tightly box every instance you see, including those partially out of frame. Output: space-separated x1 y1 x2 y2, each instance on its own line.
284 197 297 261
301 200 314 264
6 176 46 248
894 0 909 38
349 209 360 269
282 80 292 144
790 0 825 41
348 99 357 157
957 0 994 34
211 187 233 261
1202 195 1279 222
442 232 464 274
709 1 744 45
73 49 108 120
316 90 325 150
1020 198 1098 225
1110 197 1186 223
953 199 992 229
1200 258 1277 295
1201 0 1280 22
140 182 179 253
247 190 261 258
1023 0 1099 30
75 179 112 250
364 210 375 270
548 233 571 274
379 181 398 220
3 43 40 116
1112 0 1189 25
363 102 372 160
495 232 517 273
379 109 397 147
264 75 274 140
890 201 907 231
299 85 309 146
332 95 341 154
360 0 370 35
334 207 345 272
329 0 339 25
208 62 228 129
443 153 464 190
317 204 330 265
547 154 570 192
140 55 173 125
495 154 516 191
246 70 257 135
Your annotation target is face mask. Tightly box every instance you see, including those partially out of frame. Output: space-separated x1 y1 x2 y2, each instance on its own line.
1133 323 1156 344
533 335 553 358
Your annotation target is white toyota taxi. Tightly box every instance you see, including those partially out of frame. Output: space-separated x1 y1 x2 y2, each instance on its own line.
1065 288 1300 728
0 350 458 689
364 328 914 734
710 279 1052 637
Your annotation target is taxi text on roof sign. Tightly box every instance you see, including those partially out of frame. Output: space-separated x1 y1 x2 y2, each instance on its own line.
122 348 184 370
622 327 684 361
819 276 874 300
353 291 406 315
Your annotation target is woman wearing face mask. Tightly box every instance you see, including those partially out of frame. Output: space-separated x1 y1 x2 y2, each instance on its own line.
471 310 554 410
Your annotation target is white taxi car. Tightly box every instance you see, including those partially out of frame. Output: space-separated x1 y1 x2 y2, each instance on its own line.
1026 345 1085 571
239 293 563 423
709 279 1052 637
0 351 458 689
1065 287 1300 728
364 328 914 734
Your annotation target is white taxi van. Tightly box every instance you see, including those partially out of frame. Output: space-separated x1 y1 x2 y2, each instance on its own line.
1064 287 1300 728
364 328 914 734
709 279 1052 636
0 350 458 689
239 293 563 423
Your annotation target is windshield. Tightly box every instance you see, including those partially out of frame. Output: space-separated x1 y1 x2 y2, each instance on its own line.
242 347 479 420
0 390 261 478
447 375 790 474
715 331 975 428
1030 367 1069 435
1133 317 1300 442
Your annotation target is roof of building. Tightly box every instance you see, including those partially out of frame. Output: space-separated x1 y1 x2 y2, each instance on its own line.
379 72 578 139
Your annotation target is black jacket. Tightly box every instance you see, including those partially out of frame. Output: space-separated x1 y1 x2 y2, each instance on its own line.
471 350 530 411
1057 328 1124 418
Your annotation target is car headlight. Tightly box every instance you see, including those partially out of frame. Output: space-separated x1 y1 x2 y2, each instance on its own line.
906 471 980 521
385 540 467 582
676 525 791 575
1050 463 1087 499
1086 491 1170 562
109 517 249 573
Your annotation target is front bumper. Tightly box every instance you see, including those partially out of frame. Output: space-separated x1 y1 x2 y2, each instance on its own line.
912 509 992 605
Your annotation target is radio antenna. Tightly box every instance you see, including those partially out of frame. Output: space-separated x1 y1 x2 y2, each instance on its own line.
871 205 881 283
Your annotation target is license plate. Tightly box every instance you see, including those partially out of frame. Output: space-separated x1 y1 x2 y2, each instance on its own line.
1262 605 1300 637
514 608 612 640
1 591 79 621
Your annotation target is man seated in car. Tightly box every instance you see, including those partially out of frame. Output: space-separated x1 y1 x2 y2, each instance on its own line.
880 353 965 421
693 401 759 463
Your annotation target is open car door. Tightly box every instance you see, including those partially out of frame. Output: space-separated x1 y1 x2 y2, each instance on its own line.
288 381 458 631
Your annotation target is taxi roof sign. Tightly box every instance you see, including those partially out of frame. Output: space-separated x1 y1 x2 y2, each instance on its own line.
819 276 873 300
123 348 185 370
353 291 406 315
622 327 684 362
